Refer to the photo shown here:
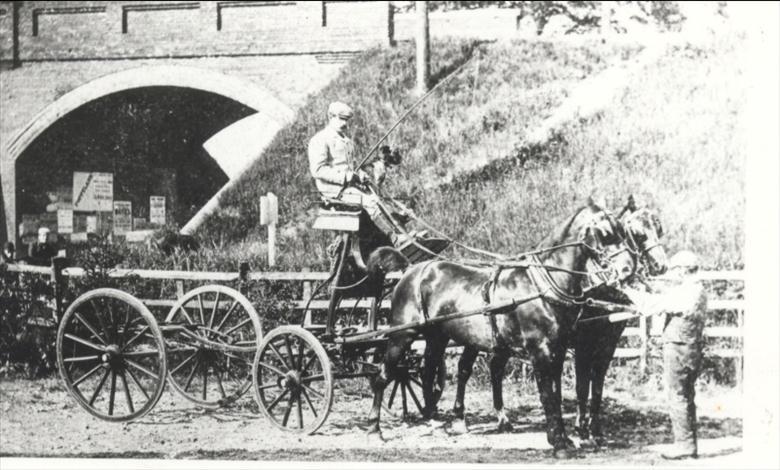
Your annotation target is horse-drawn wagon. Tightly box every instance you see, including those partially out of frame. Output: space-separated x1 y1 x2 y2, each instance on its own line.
54 186 663 449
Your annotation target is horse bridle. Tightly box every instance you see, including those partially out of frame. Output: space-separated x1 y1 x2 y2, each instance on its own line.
620 208 663 268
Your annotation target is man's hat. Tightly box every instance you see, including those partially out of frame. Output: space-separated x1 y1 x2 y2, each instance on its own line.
328 101 353 120
669 250 699 269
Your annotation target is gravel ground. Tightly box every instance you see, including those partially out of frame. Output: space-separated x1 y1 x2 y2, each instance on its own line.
0 377 742 465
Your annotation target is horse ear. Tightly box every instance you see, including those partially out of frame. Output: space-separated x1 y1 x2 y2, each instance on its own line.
627 194 636 210
587 194 606 211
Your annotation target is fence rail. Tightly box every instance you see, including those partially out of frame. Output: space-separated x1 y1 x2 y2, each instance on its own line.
3 260 744 380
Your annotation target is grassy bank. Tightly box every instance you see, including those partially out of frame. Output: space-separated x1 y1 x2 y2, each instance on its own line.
197 37 641 269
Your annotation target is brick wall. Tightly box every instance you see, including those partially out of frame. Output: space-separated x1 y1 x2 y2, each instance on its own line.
0 1 391 62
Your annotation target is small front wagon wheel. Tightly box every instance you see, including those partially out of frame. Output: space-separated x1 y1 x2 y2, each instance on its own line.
252 326 333 434
56 289 166 422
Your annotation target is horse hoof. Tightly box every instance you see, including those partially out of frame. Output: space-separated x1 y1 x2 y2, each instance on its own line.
579 438 599 450
497 420 514 433
554 447 575 459
365 430 385 444
450 420 469 435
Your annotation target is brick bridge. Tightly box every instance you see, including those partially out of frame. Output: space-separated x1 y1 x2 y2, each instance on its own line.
0 0 393 244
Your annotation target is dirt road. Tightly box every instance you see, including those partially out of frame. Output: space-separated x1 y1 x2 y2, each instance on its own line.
0 377 742 464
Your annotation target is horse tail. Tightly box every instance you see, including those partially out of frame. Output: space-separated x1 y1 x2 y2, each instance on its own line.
366 247 410 277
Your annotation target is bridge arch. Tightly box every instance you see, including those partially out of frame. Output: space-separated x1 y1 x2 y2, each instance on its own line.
3 65 294 243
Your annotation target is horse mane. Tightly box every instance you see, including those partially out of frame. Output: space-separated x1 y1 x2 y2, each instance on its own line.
535 205 589 251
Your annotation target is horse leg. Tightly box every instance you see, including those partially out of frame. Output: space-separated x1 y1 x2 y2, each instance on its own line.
589 325 623 445
532 343 575 458
574 333 593 442
489 351 513 432
421 335 448 419
367 334 414 438
451 345 479 434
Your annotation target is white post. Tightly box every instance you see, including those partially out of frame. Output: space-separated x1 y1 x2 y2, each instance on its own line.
260 192 279 267
415 0 430 96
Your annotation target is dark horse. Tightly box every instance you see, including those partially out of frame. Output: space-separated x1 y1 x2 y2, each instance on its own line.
366 199 635 457
573 199 667 446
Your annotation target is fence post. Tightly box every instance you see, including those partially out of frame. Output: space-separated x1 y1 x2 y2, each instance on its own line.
301 267 312 327
175 280 185 299
639 314 649 376
51 256 68 323
239 262 250 296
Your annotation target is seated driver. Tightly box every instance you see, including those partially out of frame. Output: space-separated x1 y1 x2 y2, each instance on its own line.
308 101 410 245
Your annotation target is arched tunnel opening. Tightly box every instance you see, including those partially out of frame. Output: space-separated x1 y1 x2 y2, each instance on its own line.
15 86 255 239
16 86 255 239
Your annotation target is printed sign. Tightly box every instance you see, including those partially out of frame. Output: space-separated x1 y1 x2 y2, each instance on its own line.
86 216 97 234
113 201 132 235
260 192 278 225
73 172 113 211
57 209 73 234
150 196 166 226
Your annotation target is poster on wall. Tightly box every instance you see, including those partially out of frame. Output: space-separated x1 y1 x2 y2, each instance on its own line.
73 172 113 212
57 209 73 234
150 196 166 226
113 201 132 235
86 215 97 234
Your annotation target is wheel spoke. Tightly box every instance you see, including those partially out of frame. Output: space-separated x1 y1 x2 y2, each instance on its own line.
170 351 198 375
184 358 201 392
266 342 290 372
202 362 208 400
120 304 133 346
297 339 305 370
64 355 100 363
64 333 105 352
74 313 107 346
409 376 423 388
283 335 295 372
208 292 220 330
90 299 112 344
215 300 240 332
223 318 251 337
401 381 408 417
266 388 289 413
88 369 111 406
258 360 286 378
282 396 293 427
107 299 118 343
176 305 194 325
300 383 324 399
122 349 160 358
300 352 318 375
119 370 134 413
108 370 117 416
72 363 103 387
388 380 400 409
126 367 150 400
300 387 317 418
296 395 303 429
406 380 424 414
197 293 206 325
125 358 160 380
124 326 151 349
215 367 227 399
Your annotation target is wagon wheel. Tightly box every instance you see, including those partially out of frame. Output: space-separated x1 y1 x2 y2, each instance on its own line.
373 346 426 420
164 285 262 409
252 326 333 434
56 288 166 422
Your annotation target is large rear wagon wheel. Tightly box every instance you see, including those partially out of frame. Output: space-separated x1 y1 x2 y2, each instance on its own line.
56 289 166 422
252 326 333 434
164 285 262 408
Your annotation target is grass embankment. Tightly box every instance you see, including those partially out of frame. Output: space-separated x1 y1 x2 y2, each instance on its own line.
195 38 641 270
418 34 746 269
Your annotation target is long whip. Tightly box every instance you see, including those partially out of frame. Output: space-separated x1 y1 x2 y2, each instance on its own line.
355 55 476 171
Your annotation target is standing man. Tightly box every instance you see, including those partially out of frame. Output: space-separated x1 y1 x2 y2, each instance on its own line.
308 101 405 244
629 250 707 459
658 250 707 459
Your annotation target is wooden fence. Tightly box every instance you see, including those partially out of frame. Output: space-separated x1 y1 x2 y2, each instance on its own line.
3 260 744 381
